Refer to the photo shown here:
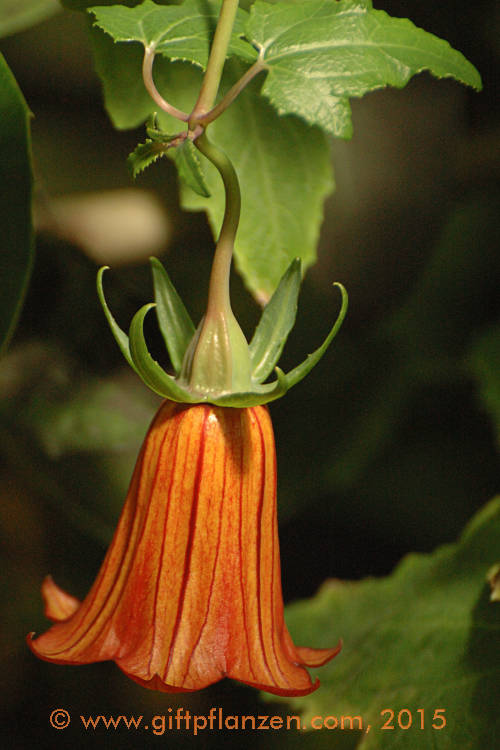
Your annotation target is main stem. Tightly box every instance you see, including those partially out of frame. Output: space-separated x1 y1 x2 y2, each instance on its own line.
190 0 240 125
194 132 240 315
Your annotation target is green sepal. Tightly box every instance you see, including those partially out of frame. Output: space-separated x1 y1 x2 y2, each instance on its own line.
128 303 196 402
250 258 301 384
96 266 138 374
213 367 289 407
150 257 195 375
284 282 348 389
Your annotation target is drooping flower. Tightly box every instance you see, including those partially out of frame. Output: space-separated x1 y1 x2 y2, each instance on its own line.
30 129 347 695
29 400 340 696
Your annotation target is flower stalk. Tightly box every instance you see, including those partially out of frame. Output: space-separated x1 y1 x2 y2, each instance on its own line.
180 131 253 396
196 132 239 318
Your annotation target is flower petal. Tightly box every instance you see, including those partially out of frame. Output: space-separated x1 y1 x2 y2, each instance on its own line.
41 575 81 622
295 642 342 668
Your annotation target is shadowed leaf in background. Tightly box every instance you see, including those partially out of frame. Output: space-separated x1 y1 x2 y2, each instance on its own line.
0 53 33 355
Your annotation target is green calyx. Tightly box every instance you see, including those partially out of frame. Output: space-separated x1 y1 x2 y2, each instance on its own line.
180 308 253 396
97 257 348 407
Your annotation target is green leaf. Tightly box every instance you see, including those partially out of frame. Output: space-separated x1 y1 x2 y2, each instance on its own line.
127 138 170 178
249 257 301 383
0 54 34 355
89 0 256 68
280 497 500 748
0 0 60 38
247 0 482 137
171 138 210 197
90 24 156 130
150 257 195 375
146 112 175 141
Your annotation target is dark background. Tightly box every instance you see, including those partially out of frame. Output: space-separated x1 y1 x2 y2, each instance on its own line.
1 1 498 747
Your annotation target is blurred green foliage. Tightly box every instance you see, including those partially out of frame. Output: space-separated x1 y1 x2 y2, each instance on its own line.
0 0 60 39
0 53 33 355
0 1 498 748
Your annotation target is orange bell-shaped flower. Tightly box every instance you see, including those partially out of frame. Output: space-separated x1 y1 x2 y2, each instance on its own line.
29 401 340 696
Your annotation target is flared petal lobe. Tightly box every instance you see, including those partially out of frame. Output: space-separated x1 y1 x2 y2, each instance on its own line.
29 401 339 696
